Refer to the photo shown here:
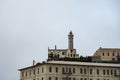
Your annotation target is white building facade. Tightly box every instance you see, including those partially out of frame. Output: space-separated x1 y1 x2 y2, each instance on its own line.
19 61 120 80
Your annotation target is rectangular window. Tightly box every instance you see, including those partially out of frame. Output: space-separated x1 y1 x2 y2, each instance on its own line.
37 68 39 74
42 67 44 73
84 78 87 80
73 78 75 80
114 70 116 76
66 67 68 72
22 71 24 77
108 53 109 56
49 77 51 80
49 67 52 72
90 69 92 74
107 70 109 75
62 68 65 74
26 71 27 77
69 68 71 73
55 77 58 80
103 53 104 56
97 69 99 75
80 78 83 80
56 67 58 73
113 52 114 56
103 69 105 75
68 78 71 80
73 68 75 73
42 77 44 80
111 70 113 75
80 68 83 74
33 69 35 75
84 68 86 74
29 70 31 75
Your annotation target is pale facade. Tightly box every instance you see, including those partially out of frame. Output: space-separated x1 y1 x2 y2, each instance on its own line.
48 31 79 60
19 61 120 80
92 47 120 62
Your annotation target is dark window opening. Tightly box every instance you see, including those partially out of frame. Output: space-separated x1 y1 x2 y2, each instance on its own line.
49 67 52 72
97 69 99 75
56 67 58 73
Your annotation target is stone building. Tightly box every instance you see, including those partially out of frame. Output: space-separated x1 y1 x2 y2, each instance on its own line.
92 47 120 62
48 31 79 61
19 31 120 80
19 61 120 80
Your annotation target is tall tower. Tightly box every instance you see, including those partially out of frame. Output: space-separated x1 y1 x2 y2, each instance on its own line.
68 31 74 50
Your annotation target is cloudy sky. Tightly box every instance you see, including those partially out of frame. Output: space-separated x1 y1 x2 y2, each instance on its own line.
0 0 120 80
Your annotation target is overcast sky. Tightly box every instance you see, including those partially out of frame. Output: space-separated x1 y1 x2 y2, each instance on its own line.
0 0 120 80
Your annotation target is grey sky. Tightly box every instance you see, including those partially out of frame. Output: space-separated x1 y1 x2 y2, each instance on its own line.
0 0 120 80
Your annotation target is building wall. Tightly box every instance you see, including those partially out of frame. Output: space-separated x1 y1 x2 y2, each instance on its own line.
20 64 120 80
93 48 120 62
48 49 79 60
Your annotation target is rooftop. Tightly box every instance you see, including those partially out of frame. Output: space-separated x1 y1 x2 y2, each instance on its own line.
19 61 120 71
47 61 120 67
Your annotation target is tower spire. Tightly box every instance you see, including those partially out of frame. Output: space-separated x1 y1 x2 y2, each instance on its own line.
68 31 74 49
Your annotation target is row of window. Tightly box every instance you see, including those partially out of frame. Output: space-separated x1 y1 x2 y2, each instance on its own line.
21 77 111 80
62 67 117 76
102 52 120 56
21 67 117 77
22 67 43 77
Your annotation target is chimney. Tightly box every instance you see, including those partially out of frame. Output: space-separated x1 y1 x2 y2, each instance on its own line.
55 45 57 50
33 60 35 66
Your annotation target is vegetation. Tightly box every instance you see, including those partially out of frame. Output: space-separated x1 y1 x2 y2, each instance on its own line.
48 54 92 62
